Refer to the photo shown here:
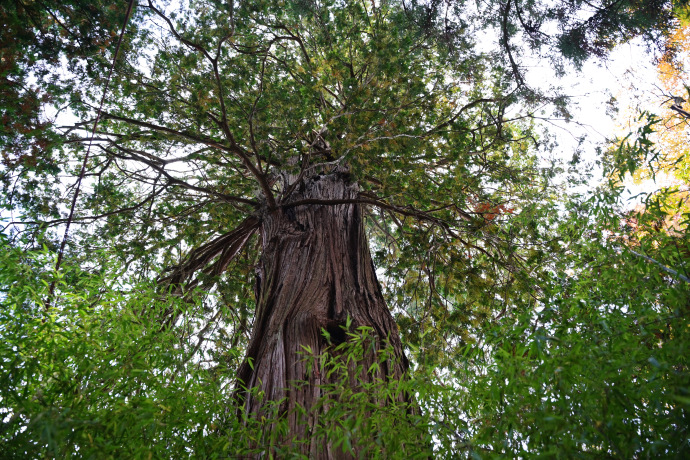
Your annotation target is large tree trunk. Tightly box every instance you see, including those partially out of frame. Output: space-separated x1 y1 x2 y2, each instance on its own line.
236 171 410 458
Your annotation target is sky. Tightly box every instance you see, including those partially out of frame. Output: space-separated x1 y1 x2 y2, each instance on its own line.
521 36 679 209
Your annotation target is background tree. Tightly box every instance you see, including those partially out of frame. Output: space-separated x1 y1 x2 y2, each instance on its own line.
607 5 689 247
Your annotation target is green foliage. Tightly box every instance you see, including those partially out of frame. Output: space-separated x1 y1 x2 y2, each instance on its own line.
0 236 231 458
454 222 690 456
2 0 689 457
607 111 664 181
0 0 136 178
3 229 688 457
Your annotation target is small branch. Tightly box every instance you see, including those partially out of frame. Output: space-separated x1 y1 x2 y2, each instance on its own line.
500 1 526 89
426 98 497 135
618 246 690 284
144 2 277 208
107 144 259 207
23 184 168 226
100 111 230 149
670 104 690 120
281 194 488 257
147 0 213 61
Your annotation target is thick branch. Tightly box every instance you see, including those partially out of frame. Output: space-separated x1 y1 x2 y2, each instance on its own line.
160 215 260 290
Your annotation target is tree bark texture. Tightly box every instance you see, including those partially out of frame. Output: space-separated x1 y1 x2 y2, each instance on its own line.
236 171 409 458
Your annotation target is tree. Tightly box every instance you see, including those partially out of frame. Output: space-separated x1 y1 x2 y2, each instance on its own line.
0 0 133 176
607 8 690 240
1 0 687 458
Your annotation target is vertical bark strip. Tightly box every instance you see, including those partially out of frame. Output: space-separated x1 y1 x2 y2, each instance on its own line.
236 171 409 457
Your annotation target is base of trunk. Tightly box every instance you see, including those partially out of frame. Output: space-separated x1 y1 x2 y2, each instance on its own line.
236 171 410 457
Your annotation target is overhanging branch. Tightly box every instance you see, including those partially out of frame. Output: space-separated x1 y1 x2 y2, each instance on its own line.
159 215 261 293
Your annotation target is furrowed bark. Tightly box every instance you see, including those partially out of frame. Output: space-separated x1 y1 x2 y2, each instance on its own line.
236 171 410 458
